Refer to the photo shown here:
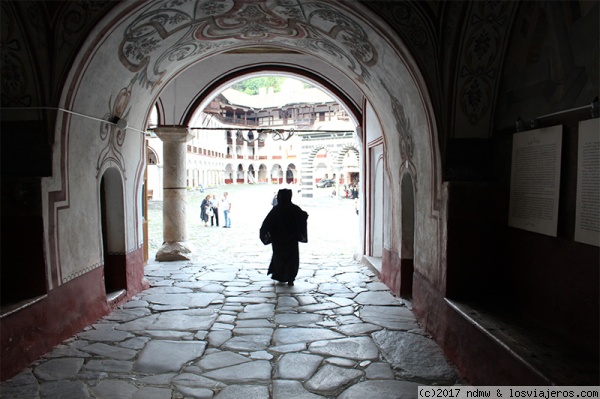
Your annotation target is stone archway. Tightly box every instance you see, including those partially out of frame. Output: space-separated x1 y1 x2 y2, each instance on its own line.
302 145 330 198
50 0 441 317
4 0 449 383
335 145 360 188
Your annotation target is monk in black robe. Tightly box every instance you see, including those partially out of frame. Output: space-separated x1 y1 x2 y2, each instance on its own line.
260 188 308 286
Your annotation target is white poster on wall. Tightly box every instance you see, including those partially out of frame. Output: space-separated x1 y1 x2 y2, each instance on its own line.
574 118 600 247
508 125 563 236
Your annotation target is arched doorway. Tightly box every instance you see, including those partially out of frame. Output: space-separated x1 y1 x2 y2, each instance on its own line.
146 146 160 201
224 164 234 184
236 164 244 184
56 0 442 306
248 164 256 183
371 153 385 258
100 168 127 300
286 164 296 184
7 0 447 383
399 172 415 297
271 164 283 184
258 164 268 183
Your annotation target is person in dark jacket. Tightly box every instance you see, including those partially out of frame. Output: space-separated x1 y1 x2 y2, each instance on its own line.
260 189 308 286
200 194 211 227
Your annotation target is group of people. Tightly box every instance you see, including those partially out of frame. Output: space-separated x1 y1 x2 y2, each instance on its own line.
200 192 231 228
344 184 359 199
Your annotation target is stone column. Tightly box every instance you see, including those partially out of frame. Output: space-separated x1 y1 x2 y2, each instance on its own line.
153 126 194 261
232 135 238 185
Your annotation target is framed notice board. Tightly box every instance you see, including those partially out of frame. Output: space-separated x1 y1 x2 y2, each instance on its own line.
508 125 563 236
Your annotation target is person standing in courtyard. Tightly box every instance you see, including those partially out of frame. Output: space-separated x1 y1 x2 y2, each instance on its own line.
222 191 231 228
200 194 211 227
210 194 219 227
260 188 308 286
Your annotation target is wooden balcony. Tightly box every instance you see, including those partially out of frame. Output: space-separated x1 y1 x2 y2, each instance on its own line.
214 115 259 127
294 118 315 126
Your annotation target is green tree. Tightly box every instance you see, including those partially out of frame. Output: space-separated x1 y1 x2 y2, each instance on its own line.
232 77 285 95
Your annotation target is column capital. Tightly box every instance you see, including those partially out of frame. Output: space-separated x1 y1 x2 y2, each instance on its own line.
152 126 194 142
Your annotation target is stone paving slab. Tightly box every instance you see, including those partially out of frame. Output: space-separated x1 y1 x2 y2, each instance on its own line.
337 380 421 399
80 343 137 360
275 353 323 379
201 360 272 383
198 351 252 370
359 305 420 330
83 359 133 373
221 334 272 351
172 372 227 390
372 330 458 384
308 336 380 360
214 384 270 399
32 358 84 381
92 380 138 398
143 292 223 308
304 364 364 396
274 313 323 326
41 380 91 399
273 327 345 345
133 340 207 373
76 329 133 342
273 380 326 398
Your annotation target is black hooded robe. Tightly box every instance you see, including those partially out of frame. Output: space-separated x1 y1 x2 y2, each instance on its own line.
260 189 308 284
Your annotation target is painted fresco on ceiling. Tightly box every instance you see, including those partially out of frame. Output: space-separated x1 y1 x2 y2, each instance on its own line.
455 1 516 129
119 0 378 90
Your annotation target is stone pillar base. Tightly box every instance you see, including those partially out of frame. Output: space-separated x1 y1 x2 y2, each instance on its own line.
155 242 192 262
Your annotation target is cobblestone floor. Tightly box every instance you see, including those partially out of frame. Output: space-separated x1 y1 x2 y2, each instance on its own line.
1 185 462 398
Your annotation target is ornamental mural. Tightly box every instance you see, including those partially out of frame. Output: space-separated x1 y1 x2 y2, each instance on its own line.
456 1 516 129
96 86 132 178
119 0 378 90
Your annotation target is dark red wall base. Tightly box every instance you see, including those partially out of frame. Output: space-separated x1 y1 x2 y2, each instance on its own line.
0 267 108 382
380 248 413 297
0 246 147 382
412 271 553 385
126 248 149 296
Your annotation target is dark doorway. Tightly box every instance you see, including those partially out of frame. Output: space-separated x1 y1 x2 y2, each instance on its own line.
100 168 127 298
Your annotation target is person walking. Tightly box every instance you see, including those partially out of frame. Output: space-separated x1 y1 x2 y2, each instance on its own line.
222 192 231 228
200 194 211 227
260 188 308 287
210 194 219 227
